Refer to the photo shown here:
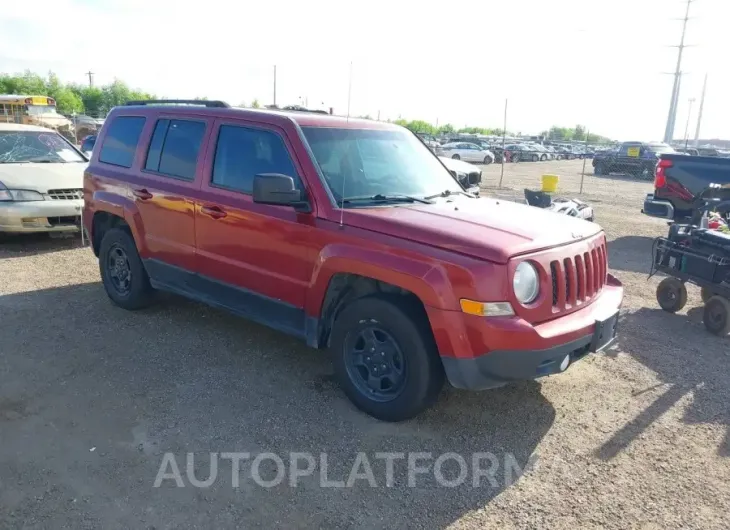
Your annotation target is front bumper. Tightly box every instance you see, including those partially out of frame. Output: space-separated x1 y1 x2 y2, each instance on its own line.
428 277 623 390
442 333 598 390
0 199 83 233
641 193 675 220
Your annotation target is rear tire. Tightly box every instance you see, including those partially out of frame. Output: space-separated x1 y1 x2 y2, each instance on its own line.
483 156 492 165
703 296 730 336
330 294 444 421
531 154 539 162
656 277 687 313
594 163 608 176
99 227 155 310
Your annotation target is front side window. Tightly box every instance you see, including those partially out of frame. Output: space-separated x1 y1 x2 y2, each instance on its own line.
145 119 206 180
302 127 462 203
99 116 146 168
212 125 298 194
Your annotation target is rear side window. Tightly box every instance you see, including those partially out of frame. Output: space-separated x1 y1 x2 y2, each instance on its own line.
211 125 298 194
99 116 146 168
145 119 206 180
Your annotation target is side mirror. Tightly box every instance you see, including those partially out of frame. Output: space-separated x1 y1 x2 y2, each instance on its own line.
253 173 309 211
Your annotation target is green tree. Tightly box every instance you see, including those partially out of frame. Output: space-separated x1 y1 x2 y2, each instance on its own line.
251 99 261 109
405 120 437 134
438 124 455 134
573 125 586 141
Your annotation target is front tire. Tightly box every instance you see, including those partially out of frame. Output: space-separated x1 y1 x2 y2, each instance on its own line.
451 154 460 160
532 154 539 162
483 156 492 165
99 227 155 310
330 295 444 421
594 163 608 176
656 277 687 313
540 154 547 161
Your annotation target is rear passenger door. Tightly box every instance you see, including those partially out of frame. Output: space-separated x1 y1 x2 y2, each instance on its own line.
194 119 315 336
115 116 211 275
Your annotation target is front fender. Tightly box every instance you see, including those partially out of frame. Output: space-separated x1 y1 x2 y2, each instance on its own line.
305 243 457 319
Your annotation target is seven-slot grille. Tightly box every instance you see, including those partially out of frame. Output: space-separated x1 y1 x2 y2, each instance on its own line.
47 189 83 200
550 242 608 308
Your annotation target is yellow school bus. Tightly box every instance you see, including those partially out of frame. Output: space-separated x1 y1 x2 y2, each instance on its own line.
0 94 73 130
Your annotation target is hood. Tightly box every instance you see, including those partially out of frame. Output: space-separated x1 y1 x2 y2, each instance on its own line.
342 196 601 263
439 156 480 174
0 163 86 193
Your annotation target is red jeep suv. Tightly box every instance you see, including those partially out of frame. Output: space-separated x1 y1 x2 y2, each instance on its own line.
83 100 623 421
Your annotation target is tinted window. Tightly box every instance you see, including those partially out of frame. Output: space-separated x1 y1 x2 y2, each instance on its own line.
145 119 168 172
212 125 298 194
99 116 145 168
145 119 205 180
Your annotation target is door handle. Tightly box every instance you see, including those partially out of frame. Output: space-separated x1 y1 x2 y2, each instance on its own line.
132 188 153 200
201 205 227 219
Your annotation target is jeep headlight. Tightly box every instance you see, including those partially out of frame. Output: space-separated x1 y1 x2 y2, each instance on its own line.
513 262 539 304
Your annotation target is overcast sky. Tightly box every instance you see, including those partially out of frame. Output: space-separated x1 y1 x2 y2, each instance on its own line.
1 0 728 141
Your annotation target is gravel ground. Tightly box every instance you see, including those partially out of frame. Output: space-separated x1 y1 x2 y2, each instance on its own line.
1 160 728 529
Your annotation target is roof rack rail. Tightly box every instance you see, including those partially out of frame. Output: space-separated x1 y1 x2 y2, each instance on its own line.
124 99 230 108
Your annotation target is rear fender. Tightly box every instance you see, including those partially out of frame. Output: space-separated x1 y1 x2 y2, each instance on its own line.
91 190 148 256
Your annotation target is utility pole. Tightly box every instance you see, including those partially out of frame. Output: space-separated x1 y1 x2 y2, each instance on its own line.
86 70 94 88
693 73 707 147
663 0 694 143
273 65 277 107
683 98 695 150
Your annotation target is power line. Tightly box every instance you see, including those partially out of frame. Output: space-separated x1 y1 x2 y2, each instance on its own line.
86 70 94 88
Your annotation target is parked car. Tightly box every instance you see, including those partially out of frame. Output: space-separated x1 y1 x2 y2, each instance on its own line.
504 144 539 162
642 153 730 222
437 142 495 164
0 123 87 233
439 156 481 192
593 141 675 179
80 134 97 157
416 133 439 150
84 99 623 421
530 144 554 161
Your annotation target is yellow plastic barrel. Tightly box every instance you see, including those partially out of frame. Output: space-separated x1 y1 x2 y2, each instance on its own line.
541 174 559 193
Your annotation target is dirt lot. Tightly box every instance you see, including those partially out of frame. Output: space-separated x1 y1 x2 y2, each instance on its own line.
1 160 728 529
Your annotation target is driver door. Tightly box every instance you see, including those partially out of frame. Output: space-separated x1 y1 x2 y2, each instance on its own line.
194 119 316 332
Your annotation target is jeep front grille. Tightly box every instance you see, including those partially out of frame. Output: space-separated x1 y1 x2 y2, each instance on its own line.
549 243 608 308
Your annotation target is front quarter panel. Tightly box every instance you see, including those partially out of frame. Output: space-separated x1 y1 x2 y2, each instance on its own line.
306 243 451 317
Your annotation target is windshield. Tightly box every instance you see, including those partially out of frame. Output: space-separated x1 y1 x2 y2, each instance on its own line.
301 127 462 203
0 131 85 163
26 105 58 116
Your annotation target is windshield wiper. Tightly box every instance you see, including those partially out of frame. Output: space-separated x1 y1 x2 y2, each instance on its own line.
424 189 475 200
342 194 432 205
27 158 58 163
